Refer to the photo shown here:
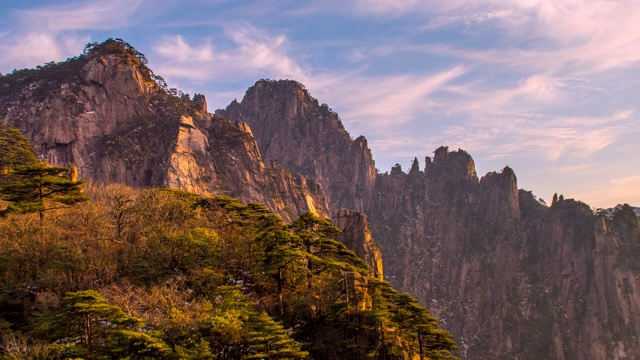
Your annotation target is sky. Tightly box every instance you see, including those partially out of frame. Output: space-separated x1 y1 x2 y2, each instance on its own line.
1 0 639 209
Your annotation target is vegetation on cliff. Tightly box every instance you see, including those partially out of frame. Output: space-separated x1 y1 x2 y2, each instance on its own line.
0 129 458 359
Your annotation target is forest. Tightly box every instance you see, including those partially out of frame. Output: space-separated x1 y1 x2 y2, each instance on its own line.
0 124 458 359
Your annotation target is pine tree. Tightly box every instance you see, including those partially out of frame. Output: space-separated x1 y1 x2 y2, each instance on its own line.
46 290 170 359
367 278 403 359
0 125 38 174
290 211 369 276
0 163 88 220
254 213 308 319
246 311 308 360
393 293 458 359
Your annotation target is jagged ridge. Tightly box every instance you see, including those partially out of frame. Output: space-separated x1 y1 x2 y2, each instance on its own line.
222 79 640 360
3 41 640 359
0 40 328 222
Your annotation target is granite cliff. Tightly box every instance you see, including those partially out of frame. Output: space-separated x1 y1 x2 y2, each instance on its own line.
219 80 377 212
2 41 640 359
222 80 640 359
0 40 326 222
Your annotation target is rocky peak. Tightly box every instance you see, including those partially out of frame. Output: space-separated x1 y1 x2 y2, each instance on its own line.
598 204 640 221
389 163 403 175
428 146 478 181
1 43 162 181
218 79 377 212
331 208 383 279
193 93 208 113
409 157 421 175
478 166 521 227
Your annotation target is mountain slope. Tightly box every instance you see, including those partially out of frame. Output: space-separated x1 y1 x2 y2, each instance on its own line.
219 80 377 212
0 40 327 222
222 80 640 359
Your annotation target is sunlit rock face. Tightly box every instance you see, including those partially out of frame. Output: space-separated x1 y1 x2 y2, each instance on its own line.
0 42 328 223
331 208 383 280
226 79 640 360
219 80 377 213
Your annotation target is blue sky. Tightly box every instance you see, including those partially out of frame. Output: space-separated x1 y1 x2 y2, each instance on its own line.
1 0 639 208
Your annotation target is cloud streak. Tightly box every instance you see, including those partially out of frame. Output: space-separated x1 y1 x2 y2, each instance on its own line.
151 27 468 132
391 1 640 75
430 110 635 161
18 0 143 32
0 0 144 72
151 25 306 83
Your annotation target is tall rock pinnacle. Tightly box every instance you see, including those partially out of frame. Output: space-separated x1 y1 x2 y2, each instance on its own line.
219 80 377 212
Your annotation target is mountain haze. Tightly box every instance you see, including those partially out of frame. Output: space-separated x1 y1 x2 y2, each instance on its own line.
2 39 640 359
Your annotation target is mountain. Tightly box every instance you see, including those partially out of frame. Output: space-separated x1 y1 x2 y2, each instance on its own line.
2 39 640 359
221 80 640 359
219 80 377 212
0 40 326 223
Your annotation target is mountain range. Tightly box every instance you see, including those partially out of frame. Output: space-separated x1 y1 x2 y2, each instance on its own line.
2 39 640 359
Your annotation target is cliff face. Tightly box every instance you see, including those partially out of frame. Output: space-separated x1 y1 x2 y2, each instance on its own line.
331 208 384 279
225 80 640 359
0 41 327 222
1 52 158 181
218 80 377 212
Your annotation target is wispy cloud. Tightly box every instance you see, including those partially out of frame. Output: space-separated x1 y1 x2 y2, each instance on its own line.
387 1 640 75
320 66 467 128
0 32 88 72
151 26 468 132
151 25 306 83
0 0 144 72
548 163 599 175
416 110 636 164
573 186 640 209
18 0 143 32
611 175 640 186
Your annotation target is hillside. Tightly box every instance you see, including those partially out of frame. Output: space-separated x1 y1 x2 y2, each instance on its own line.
0 175 454 359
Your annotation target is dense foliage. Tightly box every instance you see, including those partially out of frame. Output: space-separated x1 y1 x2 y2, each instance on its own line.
0 127 458 359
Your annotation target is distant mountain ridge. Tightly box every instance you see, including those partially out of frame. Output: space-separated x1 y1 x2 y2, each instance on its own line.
2 39 640 359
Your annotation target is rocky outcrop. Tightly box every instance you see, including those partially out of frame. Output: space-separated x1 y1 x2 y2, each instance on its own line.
199 116 329 222
164 115 213 195
331 208 383 279
1 51 158 180
0 40 328 222
218 80 377 212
